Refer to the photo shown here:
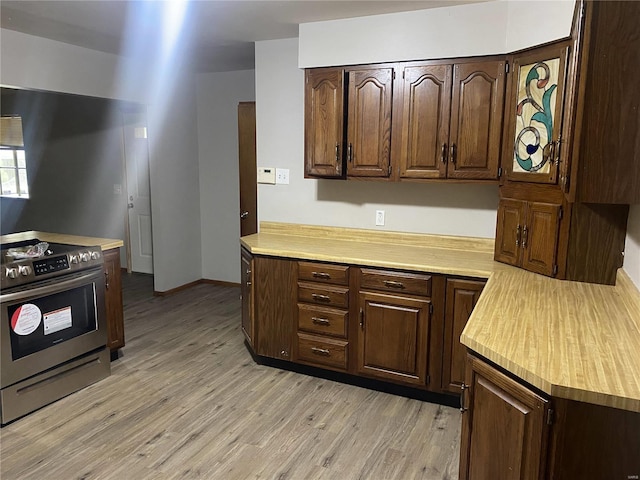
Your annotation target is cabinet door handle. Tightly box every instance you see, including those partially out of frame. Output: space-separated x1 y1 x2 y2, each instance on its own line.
383 280 405 289
441 143 447 163
460 383 468 413
449 144 456 164
522 225 528 248
515 224 521 247
348 143 353 163
359 307 364 330
311 293 331 303
311 317 330 326
554 136 562 166
335 143 340 164
104 270 110 290
312 271 331 279
311 347 330 356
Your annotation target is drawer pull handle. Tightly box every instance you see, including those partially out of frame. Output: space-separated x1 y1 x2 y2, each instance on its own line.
312 317 330 326
312 271 331 279
311 293 331 302
383 280 405 289
311 347 330 356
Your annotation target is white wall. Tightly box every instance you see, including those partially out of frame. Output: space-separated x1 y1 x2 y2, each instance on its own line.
0 29 146 102
147 76 202 291
299 1 575 68
196 70 256 284
1 28 203 292
505 1 576 53
624 205 640 289
256 38 499 238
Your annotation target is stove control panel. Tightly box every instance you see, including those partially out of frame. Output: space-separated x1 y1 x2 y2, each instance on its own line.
1 245 104 289
34 255 70 276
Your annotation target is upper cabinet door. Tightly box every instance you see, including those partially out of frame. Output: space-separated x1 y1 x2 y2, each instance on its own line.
448 61 505 180
304 68 345 178
397 64 452 179
503 43 569 184
347 67 394 177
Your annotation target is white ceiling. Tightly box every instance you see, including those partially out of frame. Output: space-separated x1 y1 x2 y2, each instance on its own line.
0 0 487 72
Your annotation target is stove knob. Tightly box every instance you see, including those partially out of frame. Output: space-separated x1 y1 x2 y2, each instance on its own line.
90 251 101 260
6 267 18 279
80 252 90 262
70 254 79 264
18 265 32 276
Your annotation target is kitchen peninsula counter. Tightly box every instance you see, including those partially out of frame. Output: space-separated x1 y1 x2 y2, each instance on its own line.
242 222 640 413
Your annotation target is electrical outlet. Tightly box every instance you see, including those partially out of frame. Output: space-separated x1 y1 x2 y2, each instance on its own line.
275 168 290 184
375 210 385 226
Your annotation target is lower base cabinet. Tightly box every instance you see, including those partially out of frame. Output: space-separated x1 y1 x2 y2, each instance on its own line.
441 278 485 393
459 354 550 480
357 291 431 387
460 353 640 480
103 248 125 351
242 253 485 397
252 256 297 360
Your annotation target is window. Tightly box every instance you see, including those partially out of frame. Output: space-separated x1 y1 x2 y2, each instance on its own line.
0 116 29 198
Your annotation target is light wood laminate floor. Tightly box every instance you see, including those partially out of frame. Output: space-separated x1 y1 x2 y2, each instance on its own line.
0 274 461 479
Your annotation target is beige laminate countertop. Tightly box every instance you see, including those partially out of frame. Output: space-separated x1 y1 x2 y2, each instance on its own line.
0 231 123 251
242 222 640 413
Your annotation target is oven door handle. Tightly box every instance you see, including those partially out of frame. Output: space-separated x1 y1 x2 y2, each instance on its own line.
0 270 101 303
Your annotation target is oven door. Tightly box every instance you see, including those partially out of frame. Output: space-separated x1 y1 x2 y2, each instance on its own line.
0 266 107 389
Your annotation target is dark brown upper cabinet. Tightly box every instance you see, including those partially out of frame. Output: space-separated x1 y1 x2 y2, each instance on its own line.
396 63 452 179
502 42 570 185
395 59 505 181
346 67 394 178
562 0 640 204
448 61 505 180
501 1 640 204
304 67 346 178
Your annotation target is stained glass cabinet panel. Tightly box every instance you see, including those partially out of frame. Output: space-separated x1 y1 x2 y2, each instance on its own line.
503 44 569 184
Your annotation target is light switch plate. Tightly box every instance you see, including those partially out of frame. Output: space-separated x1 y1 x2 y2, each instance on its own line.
257 167 276 184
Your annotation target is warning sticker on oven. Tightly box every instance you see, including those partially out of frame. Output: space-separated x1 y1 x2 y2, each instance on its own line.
43 306 73 335
11 304 42 335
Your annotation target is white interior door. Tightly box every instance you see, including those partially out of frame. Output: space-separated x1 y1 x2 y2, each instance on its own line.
123 111 154 274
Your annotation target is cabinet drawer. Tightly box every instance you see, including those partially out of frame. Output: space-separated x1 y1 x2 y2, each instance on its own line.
297 304 348 338
296 333 348 370
359 268 431 297
298 262 349 285
298 282 349 308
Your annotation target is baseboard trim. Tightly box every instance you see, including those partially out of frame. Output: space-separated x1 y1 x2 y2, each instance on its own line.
153 278 240 296
200 279 241 288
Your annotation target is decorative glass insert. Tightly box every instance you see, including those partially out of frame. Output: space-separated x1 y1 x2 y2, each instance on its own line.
512 58 560 175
